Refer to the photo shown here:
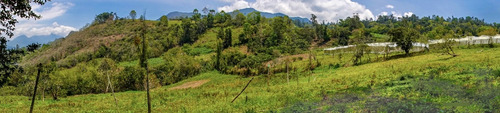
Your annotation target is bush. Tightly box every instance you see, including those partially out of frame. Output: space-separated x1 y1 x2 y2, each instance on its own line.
116 66 146 91
156 47 201 85
182 44 213 56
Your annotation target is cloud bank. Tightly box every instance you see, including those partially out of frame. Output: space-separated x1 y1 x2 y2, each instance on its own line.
386 5 394 9
378 5 414 19
218 0 375 22
11 2 76 40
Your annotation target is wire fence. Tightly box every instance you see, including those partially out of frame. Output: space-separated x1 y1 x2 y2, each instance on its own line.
324 35 500 54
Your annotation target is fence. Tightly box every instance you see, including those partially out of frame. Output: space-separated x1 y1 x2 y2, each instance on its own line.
324 35 500 55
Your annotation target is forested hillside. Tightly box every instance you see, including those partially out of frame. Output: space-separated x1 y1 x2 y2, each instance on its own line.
1 7 500 112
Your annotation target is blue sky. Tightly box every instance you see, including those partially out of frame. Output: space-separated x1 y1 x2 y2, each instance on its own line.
11 0 500 40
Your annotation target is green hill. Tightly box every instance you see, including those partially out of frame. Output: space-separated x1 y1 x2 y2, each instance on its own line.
1 11 500 112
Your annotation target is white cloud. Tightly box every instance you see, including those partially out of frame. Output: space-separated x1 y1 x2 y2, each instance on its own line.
10 2 76 40
379 11 388 16
404 12 414 17
14 22 77 38
218 0 250 12
218 0 375 22
386 5 394 9
376 11 414 19
391 11 402 18
17 2 74 21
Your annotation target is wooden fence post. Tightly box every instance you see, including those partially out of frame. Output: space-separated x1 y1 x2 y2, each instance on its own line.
232 77 254 103
30 63 42 113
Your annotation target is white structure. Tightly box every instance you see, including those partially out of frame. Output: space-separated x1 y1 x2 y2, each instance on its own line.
324 35 500 54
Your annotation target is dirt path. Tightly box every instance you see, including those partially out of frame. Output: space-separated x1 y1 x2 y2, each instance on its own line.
169 80 210 90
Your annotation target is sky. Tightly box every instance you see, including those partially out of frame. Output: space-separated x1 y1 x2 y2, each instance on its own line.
10 0 500 40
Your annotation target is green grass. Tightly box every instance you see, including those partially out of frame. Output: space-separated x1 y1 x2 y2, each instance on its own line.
118 57 164 67
2 47 500 112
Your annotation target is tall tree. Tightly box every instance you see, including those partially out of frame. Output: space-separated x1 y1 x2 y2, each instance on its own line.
139 12 152 113
98 58 118 106
224 28 232 49
27 43 41 52
388 28 419 55
207 10 215 28
180 18 194 45
247 11 261 25
192 9 201 21
130 10 137 20
233 11 246 26
94 12 115 24
158 15 168 28
351 29 369 65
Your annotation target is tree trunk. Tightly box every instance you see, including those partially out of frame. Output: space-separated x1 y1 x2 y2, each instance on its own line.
286 61 289 84
107 72 118 107
30 63 42 113
231 77 254 103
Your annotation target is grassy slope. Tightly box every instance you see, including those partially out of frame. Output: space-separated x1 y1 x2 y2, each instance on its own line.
2 46 500 112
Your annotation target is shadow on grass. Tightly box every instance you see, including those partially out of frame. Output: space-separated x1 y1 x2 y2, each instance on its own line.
281 74 500 112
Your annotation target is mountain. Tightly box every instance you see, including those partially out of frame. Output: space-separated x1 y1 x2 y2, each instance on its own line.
7 34 63 49
164 8 310 23
166 11 194 20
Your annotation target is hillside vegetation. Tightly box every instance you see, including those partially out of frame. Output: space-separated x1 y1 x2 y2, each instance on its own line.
1 46 500 112
1 9 500 112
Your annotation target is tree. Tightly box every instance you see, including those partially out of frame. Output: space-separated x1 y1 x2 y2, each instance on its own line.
388 27 419 55
98 58 118 106
1 0 49 38
215 38 222 71
94 12 115 24
138 12 152 113
130 10 137 20
268 16 286 46
27 43 41 52
202 7 209 15
0 1 50 86
333 26 350 46
206 10 215 28
192 9 201 21
437 33 458 57
158 15 168 28
351 29 369 65
180 18 195 45
233 11 246 26
224 28 232 49
0 38 23 86
478 27 497 48
247 11 261 25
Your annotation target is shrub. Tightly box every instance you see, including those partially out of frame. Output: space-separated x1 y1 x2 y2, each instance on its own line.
156 47 201 85
116 66 145 91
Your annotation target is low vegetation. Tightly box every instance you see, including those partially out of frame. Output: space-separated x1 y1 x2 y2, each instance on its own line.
1 6 500 112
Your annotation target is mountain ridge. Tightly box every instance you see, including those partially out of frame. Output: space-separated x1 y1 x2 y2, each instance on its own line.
164 8 311 23
7 34 63 49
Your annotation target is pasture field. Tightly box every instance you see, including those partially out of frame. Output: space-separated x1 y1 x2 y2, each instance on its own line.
1 46 500 112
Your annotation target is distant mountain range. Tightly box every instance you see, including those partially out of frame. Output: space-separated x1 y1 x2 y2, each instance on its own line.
7 34 62 49
165 8 310 23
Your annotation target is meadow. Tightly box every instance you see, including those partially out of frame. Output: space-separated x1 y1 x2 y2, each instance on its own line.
1 45 499 112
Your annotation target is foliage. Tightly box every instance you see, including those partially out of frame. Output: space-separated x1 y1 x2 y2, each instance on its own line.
388 27 420 55
129 10 137 20
93 12 116 24
0 0 49 38
157 47 201 85
0 38 23 86
27 43 41 52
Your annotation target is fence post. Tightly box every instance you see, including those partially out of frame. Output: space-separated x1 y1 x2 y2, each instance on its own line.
30 63 43 113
